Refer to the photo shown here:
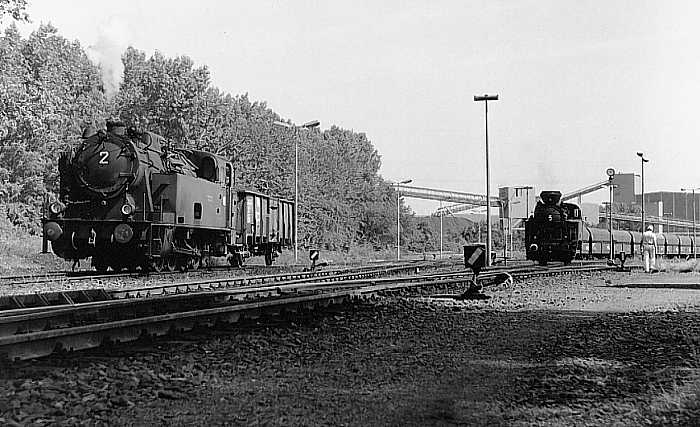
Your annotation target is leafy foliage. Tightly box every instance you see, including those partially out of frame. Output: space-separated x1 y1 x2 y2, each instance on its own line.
0 24 110 232
0 0 29 24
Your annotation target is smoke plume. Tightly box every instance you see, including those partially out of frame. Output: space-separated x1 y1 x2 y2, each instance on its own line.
87 19 129 99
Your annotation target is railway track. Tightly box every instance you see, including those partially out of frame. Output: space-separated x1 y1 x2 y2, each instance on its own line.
0 261 434 311
0 258 536 310
0 257 602 288
0 261 619 361
0 257 466 289
0 264 295 288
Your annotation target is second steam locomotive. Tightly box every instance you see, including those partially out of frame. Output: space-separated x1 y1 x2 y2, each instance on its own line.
43 121 294 272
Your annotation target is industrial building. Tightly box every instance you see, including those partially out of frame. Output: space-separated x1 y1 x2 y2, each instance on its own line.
608 172 700 232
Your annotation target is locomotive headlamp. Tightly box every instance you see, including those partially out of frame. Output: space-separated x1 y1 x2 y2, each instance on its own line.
49 201 65 215
113 223 134 244
121 203 134 216
606 168 615 177
43 222 63 241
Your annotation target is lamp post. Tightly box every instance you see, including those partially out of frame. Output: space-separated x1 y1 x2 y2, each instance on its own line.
439 201 443 260
636 152 649 233
605 168 616 260
681 188 699 258
684 190 689 237
273 119 321 264
474 93 499 266
395 179 412 261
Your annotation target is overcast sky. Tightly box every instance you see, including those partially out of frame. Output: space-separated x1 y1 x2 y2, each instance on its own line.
17 1 700 214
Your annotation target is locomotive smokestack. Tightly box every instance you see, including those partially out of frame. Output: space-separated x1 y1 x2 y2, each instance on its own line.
106 120 126 136
539 191 562 205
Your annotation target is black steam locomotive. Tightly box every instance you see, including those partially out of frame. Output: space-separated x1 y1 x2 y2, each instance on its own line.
524 191 580 265
42 121 294 272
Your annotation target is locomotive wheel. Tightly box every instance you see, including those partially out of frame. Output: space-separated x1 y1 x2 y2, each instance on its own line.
188 256 201 271
93 257 108 273
164 255 177 272
150 258 163 273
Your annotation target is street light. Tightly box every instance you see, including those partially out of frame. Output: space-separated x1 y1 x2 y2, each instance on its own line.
474 93 499 266
636 152 649 233
681 187 699 258
684 190 689 236
395 179 412 261
439 201 443 260
273 119 321 264
606 168 616 261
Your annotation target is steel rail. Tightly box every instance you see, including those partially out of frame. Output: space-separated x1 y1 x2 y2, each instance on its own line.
0 257 444 286
0 263 296 286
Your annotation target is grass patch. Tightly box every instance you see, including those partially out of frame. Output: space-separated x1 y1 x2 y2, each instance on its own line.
0 219 63 274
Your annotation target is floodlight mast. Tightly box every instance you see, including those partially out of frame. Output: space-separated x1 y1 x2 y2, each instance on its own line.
474 94 499 266
636 152 649 233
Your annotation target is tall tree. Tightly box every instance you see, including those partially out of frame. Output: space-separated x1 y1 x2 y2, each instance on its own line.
0 0 29 24
115 47 212 144
0 24 109 231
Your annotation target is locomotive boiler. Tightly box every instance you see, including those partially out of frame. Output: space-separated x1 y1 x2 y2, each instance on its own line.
43 121 294 272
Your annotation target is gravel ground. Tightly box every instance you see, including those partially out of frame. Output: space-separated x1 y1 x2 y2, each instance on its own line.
1 270 699 426
432 270 700 312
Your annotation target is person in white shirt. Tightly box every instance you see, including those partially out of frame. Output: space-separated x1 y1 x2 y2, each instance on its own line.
642 225 658 273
